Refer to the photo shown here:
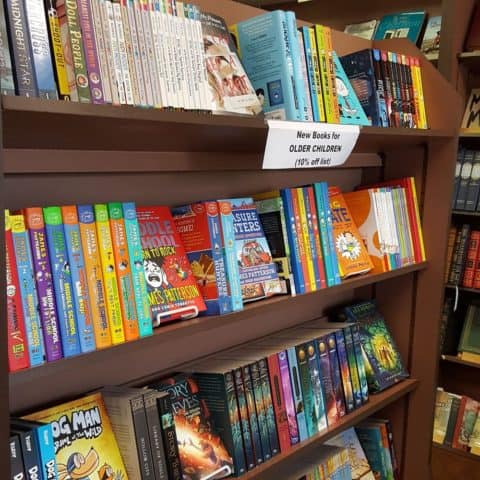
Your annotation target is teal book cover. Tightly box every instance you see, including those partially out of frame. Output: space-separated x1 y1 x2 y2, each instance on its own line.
374 11 426 45
356 425 389 480
333 52 370 126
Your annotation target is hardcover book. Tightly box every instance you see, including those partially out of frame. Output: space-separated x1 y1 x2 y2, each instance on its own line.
23 392 127 480
136 205 206 326
458 303 480 354
374 11 426 45
433 389 453 444
421 16 441 59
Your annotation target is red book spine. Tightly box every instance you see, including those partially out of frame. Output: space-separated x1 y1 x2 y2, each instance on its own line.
291 189 311 293
5 211 30 371
307 186 327 289
462 231 480 288
452 396 468 450
473 250 480 289
267 353 291 453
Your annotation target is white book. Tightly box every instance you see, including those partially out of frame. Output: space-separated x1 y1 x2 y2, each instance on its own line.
90 0 112 103
164 4 182 108
157 4 177 107
133 0 154 106
113 1 134 105
170 4 187 108
193 5 210 110
184 5 203 109
177 2 194 109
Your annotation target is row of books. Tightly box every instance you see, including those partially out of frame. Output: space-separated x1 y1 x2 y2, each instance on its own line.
433 388 480 456
440 296 480 364
10 299 406 479
445 224 480 287
452 149 480 212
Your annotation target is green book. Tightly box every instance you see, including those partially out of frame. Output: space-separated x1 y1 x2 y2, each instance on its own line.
458 303 480 354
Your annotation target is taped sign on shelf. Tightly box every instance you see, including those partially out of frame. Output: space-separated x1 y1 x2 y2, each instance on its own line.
262 120 361 169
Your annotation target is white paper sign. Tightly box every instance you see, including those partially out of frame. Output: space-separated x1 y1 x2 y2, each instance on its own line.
262 120 361 169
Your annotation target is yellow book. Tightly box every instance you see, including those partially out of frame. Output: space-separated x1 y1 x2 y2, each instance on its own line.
459 351 480 363
314 25 335 123
411 56 428 129
409 177 426 261
308 27 326 122
322 26 340 123
94 204 125 345
468 410 480 455
47 8 70 99
24 392 128 480
295 188 317 292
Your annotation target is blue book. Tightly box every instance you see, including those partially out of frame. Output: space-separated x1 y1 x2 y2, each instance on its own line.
356 424 390 480
24 0 58 99
343 327 363 408
351 324 369 404
122 203 153 337
11 419 58 480
280 189 305 293
43 206 81 358
61 206 96 353
325 332 347 418
286 11 307 121
218 200 243 311
286 346 308 442
10 213 45 367
299 26 321 122
232 10 300 121
306 340 328 432
334 329 355 413
374 11 426 45
333 52 370 126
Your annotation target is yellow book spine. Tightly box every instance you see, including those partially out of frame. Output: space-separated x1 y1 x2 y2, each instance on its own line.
295 188 317 292
413 58 428 129
94 204 125 345
47 10 70 98
314 25 334 123
409 178 426 261
323 26 340 123
308 27 326 122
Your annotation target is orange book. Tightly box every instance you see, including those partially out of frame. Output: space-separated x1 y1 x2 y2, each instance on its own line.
343 189 389 274
329 187 373 278
108 203 139 341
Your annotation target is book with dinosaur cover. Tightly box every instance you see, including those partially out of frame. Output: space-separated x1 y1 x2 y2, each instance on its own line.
23 392 127 480
136 206 206 326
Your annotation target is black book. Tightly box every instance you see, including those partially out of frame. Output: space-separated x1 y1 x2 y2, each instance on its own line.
10 427 41 480
456 150 474 210
439 296 464 355
443 394 462 446
449 224 471 285
10 434 25 480
466 151 480 211
453 149 466 209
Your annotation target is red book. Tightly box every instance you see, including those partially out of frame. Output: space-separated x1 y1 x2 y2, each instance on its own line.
267 352 291 453
473 254 480 290
136 206 206 326
452 396 479 450
5 210 29 371
462 231 480 288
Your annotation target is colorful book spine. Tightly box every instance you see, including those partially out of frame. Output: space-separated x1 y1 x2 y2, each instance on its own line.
76 0 104 102
77 205 112 348
108 202 139 341
24 0 58 98
33 423 58 480
462 231 480 288
5 0 38 96
43 206 81 358
323 26 340 123
218 201 243 312
278 350 299 445
122 202 153 338
287 346 308 442
300 26 321 122
325 332 347 418
351 324 369 404
5 211 30 371
291 189 311 292
343 327 363 408
61 206 96 354
296 343 318 437
335 329 355 413
372 49 389 127
316 336 339 426
23 207 63 362
308 26 326 122
315 25 334 123
94 204 125 344
64 0 91 102
297 28 313 121
306 340 328 432
10 213 45 367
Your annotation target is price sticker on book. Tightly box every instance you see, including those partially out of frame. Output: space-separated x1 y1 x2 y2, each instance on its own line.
263 120 360 169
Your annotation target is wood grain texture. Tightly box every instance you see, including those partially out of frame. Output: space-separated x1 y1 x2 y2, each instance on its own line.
432 444 480 480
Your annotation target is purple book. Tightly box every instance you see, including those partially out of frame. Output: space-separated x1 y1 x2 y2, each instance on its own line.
316 336 339 426
277 350 299 445
76 0 104 103
24 208 63 362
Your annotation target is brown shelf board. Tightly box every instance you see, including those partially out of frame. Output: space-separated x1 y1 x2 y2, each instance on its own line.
2 96 453 155
432 443 480 462
9 262 426 414
445 284 480 293
458 51 480 72
459 129 480 138
452 210 480 216
441 355 480 369
243 379 419 480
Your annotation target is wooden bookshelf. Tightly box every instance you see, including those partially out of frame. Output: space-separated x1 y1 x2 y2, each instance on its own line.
441 354 480 369
0 0 462 477
451 209 480 216
432 443 480 480
445 284 480 293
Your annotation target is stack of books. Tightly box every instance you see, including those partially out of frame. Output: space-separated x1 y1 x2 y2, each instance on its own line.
452 149 480 212
433 388 480 456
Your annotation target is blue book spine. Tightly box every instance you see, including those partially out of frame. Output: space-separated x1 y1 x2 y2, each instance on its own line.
35 423 58 480
286 11 306 121
280 189 305 293
356 426 389 480
306 340 327 432
206 203 233 315
287 346 308 442
122 202 153 337
218 201 243 311
11 225 45 367
303 187 321 290
350 324 369 404
335 330 355 413
43 207 81 357
63 218 96 353
322 183 341 285
24 0 58 98
326 332 346 418
300 26 320 122
5 0 38 96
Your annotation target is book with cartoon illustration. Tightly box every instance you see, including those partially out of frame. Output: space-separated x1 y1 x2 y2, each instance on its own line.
23 392 127 480
136 206 206 326
200 11 261 116
151 374 234 480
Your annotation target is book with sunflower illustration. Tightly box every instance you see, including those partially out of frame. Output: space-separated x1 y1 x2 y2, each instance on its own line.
23 392 127 480
329 187 373 278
